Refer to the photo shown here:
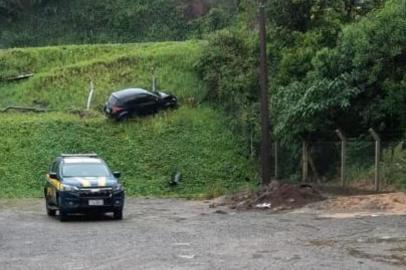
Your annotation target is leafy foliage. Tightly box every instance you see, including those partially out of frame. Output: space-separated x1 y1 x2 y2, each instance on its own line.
196 0 405 185
0 0 236 48
195 29 261 155
274 0 406 140
382 142 406 189
199 0 405 142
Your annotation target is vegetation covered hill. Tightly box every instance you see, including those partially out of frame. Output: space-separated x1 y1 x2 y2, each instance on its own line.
1 0 404 195
0 41 257 198
0 0 237 48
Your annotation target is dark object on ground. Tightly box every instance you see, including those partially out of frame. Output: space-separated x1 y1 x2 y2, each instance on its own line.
215 181 325 211
44 153 125 221
1 73 34 82
104 88 178 121
0 106 47 113
169 170 182 186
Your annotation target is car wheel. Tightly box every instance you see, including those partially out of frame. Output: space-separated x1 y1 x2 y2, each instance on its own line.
59 209 68 222
117 113 129 122
113 209 123 220
47 208 57 217
169 100 178 109
46 201 56 217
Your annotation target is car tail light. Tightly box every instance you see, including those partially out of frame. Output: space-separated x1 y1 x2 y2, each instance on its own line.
112 106 124 113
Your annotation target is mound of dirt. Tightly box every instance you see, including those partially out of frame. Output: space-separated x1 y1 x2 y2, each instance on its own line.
321 192 406 213
210 181 325 211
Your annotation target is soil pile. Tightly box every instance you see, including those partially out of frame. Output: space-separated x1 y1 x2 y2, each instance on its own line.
211 181 325 211
322 192 406 213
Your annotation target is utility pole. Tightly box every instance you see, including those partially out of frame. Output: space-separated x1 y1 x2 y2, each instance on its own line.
258 0 271 186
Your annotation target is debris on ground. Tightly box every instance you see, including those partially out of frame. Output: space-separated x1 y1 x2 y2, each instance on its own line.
316 192 406 213
169 169 182 186
208 181 406 214
177 254 196 259
255 203 271 209
0 106 47 113
213 209 228 215
210 181 325 211
1 73 34 82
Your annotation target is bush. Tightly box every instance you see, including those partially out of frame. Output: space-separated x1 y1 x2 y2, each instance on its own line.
382 142 406 189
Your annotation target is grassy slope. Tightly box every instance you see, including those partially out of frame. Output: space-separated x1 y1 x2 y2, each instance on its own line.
0 108 254 198
0 41 257 198
0 41 206 109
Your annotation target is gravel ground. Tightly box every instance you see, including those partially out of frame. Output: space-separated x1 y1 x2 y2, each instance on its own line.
0 198 405 270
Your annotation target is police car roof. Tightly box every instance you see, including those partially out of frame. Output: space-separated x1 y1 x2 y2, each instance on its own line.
112 88 151 99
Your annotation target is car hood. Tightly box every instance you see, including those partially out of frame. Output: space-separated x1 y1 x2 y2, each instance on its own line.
62 176 117 188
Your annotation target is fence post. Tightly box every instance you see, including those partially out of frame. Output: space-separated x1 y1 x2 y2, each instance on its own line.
335 129 347 187
302 140 308 182
86 80 94 111
369 128 381 192
274 142 279 179
151 67 156 92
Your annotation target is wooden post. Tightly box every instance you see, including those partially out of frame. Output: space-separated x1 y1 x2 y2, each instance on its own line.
335 129 347 187
302 141 308 182
274 142 279 179
369 128 381 192
250 126 255 160
86 80 94 111
151 66 157 93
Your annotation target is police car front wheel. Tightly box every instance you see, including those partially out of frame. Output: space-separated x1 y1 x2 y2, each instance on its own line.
113 209 123 220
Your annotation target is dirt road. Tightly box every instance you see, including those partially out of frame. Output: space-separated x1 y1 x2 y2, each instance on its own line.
0 198 405 270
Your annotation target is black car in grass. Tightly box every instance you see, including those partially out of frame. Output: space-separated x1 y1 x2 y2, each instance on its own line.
104 88 178 121
44 154 124 221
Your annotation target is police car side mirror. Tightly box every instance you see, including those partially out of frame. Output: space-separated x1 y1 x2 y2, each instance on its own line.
49 172 58 180
113 171 121 178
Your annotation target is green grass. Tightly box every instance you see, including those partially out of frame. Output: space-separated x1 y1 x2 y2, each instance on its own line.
0 41 258 198
0 107 256 198
0 41 206 110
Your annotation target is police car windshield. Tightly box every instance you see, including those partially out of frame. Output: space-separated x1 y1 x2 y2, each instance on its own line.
62 163 111 177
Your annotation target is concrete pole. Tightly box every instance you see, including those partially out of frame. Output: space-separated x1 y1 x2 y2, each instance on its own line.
369 128 381 192
335 129 347 187
86 80 94 111
274 141 279 179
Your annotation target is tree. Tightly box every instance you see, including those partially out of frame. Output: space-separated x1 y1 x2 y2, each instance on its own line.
272 0 406 141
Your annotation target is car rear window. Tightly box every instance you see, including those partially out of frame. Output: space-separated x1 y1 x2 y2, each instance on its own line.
62 163 111 177
108 95 121 106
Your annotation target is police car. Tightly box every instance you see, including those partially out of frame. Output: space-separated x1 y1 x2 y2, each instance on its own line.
44 154 124 221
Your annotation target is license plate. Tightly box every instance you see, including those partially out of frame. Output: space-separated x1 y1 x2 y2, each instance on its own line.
88 200 104 206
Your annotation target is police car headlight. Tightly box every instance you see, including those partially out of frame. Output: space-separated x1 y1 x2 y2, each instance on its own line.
112 183 123 191
61 184 79 192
